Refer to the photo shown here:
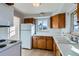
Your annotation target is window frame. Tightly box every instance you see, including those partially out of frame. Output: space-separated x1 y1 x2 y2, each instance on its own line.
36 19 48 31
71 10 78 32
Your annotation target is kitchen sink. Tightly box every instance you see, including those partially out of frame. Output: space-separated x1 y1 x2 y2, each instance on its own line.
9 41 17 44
57 36 77 44
0 44 6 48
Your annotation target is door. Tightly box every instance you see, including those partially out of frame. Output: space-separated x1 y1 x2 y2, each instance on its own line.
77 3 79 21
24 18 34 24
52 16 59 28
21 31 31 49
37 37 46 49
47 37 53 50
59 14 65 28
32 36 37 48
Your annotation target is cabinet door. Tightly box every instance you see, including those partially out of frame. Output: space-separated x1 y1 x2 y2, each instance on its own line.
53 41 56 56
0 4 13 26
55 42 61 56
46 37 53 50
37 37 46 49
52 16 59 28
24 18 35 24
50 17 53 28
56 50 61 56
50 13 65 28
32 37 37 48
77 3 79 21
59 14 65 28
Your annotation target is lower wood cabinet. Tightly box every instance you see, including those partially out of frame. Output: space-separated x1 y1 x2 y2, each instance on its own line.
32 36 53 50
32 36 37 48
32 36 62 56
55 44 61 56
53 39 62 56
37 37 46 49
46 37 53 50
53 40 56 56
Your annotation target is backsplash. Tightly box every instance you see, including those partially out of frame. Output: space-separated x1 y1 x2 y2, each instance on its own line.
36 28 63 35
49 29 62 35
0 28 9 39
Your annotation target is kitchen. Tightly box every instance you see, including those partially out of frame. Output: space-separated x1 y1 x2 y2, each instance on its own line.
0 3 79 56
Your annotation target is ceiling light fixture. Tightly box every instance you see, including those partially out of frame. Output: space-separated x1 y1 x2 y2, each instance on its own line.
32 3 40 7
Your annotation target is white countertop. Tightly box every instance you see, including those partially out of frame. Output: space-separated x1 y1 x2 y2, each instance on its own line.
34 34 79 56
53 35 79 56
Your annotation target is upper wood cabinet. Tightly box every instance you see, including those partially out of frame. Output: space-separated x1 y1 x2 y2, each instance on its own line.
24 18 35 24
50 13 65 28
77 3 79 21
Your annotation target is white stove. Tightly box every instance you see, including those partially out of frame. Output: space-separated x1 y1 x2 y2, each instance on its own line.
0 39 21 56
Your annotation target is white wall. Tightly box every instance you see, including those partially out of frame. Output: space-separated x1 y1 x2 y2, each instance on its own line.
14 8 24 23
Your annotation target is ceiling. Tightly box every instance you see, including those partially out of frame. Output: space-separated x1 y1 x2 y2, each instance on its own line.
13 3 76 17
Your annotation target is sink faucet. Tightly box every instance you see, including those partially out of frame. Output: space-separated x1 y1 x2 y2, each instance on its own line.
75 37 79 43
70 36 79 43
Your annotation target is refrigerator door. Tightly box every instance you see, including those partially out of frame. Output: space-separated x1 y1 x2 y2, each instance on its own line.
21 31 32 49
21 24 32 30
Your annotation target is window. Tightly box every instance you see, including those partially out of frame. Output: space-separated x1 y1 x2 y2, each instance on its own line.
36 18 48 31
73 13 78 32
71 11 79 32
9 16 20 40
9 27 15 37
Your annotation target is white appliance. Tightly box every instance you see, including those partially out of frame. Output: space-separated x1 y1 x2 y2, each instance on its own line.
21 24 35 49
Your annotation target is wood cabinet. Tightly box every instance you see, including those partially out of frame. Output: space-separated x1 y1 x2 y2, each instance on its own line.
37 37 46 49
53 40 56 55
32 36 62 56
32 36 53 50
55 44 61 56
46 37 53 50
53 38 62 56
24 18 35 24
77 3 79 21
32 36 37 48
50 13 65 28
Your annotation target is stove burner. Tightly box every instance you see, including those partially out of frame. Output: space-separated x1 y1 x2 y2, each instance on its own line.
0 44 6 48
9 41 17 44
0 40 6 43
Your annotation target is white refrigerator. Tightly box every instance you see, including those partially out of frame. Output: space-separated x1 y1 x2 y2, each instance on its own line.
21 24 35 49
